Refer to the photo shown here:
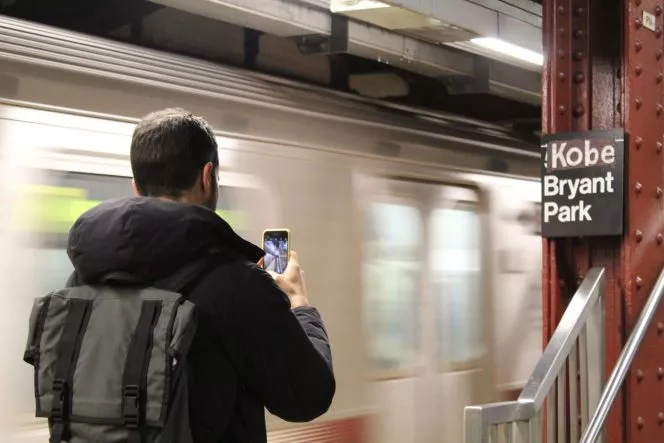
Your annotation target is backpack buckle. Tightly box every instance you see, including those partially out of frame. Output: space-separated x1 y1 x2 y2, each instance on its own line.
51 379 68 422
123 385 141 428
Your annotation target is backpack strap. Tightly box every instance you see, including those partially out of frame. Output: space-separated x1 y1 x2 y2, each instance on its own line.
50 299 93 443
120 254 218 442
122 300 162 443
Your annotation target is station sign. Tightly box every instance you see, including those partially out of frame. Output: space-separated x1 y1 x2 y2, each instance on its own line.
541 129 625 238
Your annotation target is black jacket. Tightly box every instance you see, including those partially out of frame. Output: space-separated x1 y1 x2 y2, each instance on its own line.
65 197 336 442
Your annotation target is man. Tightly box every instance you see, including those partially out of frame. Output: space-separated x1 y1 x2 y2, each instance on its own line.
65 108 335 442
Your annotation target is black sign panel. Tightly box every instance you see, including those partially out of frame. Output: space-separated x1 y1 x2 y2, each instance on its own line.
541 129 625 238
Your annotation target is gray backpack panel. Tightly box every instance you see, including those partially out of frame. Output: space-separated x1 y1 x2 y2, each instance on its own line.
24 267 202 443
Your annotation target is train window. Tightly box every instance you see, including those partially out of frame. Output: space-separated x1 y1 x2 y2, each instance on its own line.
363 201 421 374
431 205 482 369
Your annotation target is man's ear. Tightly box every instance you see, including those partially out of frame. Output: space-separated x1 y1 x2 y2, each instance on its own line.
202 162 216 193
131 178 141 196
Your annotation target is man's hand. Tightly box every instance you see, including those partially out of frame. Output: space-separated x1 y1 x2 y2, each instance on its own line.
266 251 309 309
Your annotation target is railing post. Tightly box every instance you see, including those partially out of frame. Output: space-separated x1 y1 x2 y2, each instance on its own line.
464 406 486 443
584 293 604 441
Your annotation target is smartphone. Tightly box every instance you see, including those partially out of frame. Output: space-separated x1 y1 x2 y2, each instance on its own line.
262 229 290 274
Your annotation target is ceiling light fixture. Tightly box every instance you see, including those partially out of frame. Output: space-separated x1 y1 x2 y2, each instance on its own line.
470 37 544 66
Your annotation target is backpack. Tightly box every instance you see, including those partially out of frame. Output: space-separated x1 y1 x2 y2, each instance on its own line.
23 257 215 443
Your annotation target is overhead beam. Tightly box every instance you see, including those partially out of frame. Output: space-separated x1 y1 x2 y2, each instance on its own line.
147 0 541 105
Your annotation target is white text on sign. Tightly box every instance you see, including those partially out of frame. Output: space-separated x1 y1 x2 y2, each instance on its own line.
543 201 592 222
546 141 616 170
543 172 615 200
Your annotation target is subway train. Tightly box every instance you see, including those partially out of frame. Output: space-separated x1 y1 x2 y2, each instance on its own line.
0 15 543 443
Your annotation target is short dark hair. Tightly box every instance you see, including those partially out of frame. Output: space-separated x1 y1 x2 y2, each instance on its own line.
130 108 219 197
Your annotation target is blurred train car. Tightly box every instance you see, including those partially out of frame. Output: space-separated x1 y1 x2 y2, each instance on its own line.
0 16 543 443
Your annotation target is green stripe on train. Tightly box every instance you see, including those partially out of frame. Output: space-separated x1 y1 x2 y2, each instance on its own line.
12 185 245 233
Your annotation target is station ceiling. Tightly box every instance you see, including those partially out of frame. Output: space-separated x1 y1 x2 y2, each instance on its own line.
0 0 542 138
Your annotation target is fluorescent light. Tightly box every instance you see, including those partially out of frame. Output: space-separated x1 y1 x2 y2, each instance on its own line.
470 37 544 66
331 0 390 12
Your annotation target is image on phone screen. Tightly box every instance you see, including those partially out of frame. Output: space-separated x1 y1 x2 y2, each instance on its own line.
263 231 289 274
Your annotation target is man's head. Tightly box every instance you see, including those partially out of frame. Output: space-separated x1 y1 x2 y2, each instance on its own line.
130 108 219 210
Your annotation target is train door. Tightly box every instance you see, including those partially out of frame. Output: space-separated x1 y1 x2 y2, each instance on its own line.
423 182 488 443
359 175 489 443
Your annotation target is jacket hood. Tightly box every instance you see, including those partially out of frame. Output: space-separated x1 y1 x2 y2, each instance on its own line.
67 197 264 284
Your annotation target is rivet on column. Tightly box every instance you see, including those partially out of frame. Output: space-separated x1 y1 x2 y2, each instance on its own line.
659 412 664 426
573 51 584 61
657 27 663 38
636 18 643 29
637 369 644 382
558 5 565 13
636 64 643 75
657 72 663 83
658 322 664 335
659 367 664 379
573 104 585 117
657 233 663 244
636 276 643 289
559 105 567 115
636 97 643 109
574 6 584 16
637 417 644 430
636 182 644 193
657 49 663 60
573 29 584 39
658 141 663 152
658 104 664 116
636 136 643 149
658 6 663 16
636 229 644 242
658 187 664 198
636 0 642 5
574 72 585 83
636 40 643 51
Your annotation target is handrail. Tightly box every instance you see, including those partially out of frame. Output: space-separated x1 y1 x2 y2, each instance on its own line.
465 267 605 443
580 267 664 443
519 267 604 407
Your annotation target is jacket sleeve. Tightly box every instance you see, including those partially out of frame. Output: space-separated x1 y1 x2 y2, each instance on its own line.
232 264 336 422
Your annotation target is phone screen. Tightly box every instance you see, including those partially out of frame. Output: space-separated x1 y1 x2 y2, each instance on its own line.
263 230 289 274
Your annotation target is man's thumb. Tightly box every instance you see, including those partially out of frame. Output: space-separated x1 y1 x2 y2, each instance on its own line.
289 251 299 263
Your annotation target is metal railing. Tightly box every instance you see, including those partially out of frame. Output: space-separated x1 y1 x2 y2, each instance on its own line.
579 267 664 442
464 267 606 443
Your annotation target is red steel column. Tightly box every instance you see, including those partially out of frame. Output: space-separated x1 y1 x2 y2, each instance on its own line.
621 0 664 440
543 0 664 441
